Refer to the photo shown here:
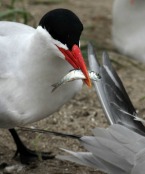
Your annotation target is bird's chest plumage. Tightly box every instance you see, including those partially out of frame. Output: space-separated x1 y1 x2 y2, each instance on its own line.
20 56 82 121
0 22 83 128
0 51 82 128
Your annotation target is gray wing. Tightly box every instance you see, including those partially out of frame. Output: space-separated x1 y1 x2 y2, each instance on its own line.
57 43 145 173
57 124 145 174
88 43 145 136
87 43 113 124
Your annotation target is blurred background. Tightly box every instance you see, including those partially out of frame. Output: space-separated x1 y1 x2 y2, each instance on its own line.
0 0 145 174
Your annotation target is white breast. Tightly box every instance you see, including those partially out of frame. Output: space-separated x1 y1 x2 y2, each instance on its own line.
0 22 82 128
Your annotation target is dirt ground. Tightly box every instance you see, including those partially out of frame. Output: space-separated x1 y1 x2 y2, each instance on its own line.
0 0 145 174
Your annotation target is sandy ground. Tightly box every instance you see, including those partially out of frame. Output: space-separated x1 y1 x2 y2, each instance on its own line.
0 0 145 174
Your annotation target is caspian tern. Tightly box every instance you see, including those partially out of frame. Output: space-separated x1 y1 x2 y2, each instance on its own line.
0 8 91 164
112 0 145 63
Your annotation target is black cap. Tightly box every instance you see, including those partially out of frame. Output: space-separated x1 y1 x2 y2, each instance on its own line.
39 8 83 50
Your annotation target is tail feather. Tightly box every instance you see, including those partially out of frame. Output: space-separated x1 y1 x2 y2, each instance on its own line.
57 124 145 173
132 149 145 174
58 149 108 171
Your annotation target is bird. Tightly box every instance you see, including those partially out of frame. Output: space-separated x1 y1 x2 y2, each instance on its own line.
112 0 145 63
0 8 91 164
44 43 145 174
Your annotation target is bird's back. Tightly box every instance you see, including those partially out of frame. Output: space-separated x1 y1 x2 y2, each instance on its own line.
0 21 34 36
0 21 34 73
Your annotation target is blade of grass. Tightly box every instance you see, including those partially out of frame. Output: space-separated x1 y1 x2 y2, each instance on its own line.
0 9 33 23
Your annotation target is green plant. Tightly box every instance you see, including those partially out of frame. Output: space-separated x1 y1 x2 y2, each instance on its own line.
0 0 33 24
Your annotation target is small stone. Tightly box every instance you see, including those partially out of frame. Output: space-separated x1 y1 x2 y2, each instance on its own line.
3 164 24 174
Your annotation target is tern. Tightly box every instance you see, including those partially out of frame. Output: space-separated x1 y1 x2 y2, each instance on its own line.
0 8 91 164
112 0 145 63
37 43 145 174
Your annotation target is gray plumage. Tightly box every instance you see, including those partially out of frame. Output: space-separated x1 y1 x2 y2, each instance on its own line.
56 43 145 174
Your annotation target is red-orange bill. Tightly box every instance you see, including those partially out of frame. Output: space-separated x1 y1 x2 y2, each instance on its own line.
58 45 91 87
72 45 91 87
